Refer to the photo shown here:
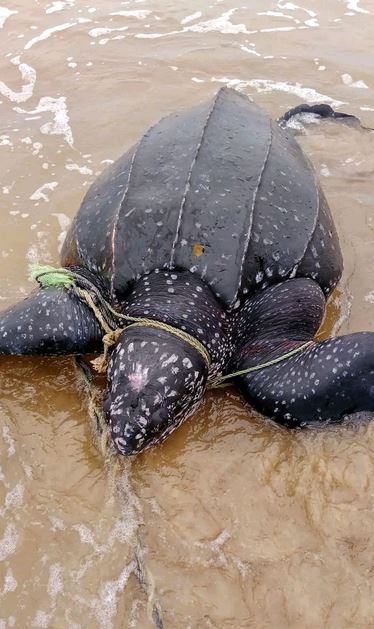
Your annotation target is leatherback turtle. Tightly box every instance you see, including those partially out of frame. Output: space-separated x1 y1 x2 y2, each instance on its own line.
1 88 373 455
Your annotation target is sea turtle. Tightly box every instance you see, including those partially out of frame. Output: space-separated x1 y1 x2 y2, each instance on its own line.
1 88 373 455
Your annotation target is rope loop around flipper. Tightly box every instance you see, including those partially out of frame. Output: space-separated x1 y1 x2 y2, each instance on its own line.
30 264 211 372
210 340 315 388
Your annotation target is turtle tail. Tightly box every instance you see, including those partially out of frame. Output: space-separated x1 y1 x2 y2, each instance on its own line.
0 273 104 356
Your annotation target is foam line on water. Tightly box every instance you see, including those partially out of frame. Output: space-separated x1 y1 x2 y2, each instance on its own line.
91 563 135 629
0 524 18 562
136 5 321 39
46 0 75 14
24 22 77 50
0 483 24 516
277 1 317 17
0 569 17 596
2 425 15 457
184 8 251 34
0 6 17 28
201 76 345 107
15 97 74 147
0 57 36 104
89 26 129 38
257 10 301 22
136 8 253 38
341 73 368 88
65 163 93 175
23 17 91 50
30 182 58 202
181 11 202 24
342 0 369 14
109 10 151 19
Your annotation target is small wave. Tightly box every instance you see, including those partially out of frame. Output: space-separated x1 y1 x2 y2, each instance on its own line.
24 22 77 50
201 76 345 107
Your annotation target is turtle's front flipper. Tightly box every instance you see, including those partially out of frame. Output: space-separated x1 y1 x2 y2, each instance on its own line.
228 279 374 425
0 286 103 355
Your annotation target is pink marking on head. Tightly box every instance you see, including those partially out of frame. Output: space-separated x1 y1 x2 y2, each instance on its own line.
128 363 150 393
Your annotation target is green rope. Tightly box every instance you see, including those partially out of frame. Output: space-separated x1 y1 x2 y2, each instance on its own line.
210 340 314 388
29 264 75 288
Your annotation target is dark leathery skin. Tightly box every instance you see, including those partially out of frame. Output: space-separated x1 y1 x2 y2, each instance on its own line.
122 269 231 376
243 121 318 294
61 88 343 307
61 146 136 281
112 99 214 300
296 184 342 295
105 326 208 455
104 269 229 455
229 279 374 425
172 88 272 303
0 285 103 355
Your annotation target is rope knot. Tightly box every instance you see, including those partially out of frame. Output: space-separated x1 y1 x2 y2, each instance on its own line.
91 328 123 373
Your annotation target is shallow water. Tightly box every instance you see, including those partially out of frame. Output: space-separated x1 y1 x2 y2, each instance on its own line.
1 0 374 627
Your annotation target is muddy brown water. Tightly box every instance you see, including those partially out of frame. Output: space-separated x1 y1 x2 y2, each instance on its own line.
1 1 374 627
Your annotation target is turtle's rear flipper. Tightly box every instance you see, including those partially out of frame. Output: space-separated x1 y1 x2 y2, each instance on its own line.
278 103 372 131
0 287 103 355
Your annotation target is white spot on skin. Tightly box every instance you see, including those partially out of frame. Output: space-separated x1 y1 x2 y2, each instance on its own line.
114 437 130 454
161 354 178 368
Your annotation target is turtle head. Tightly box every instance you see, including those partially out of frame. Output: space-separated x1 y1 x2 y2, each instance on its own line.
104 325 209 455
